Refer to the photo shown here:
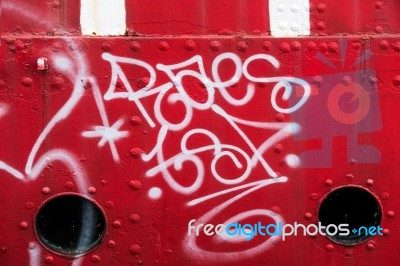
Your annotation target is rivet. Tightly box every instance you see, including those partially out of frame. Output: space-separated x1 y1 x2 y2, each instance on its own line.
218 28 234 35
368 76 378 85
138 260 144 265
44 256 54 264
367 241 376 250
290 4 299 12
379 40 389 50
83 79 93 90
278 21 288 30
21 77 33 87
352 41 361 50
50 76 65 90
307 42 317 51
137 77 150 88
328 42 339 53
112 220 122 228
91 255 101 263
392 75 400 86
271 206 281 213
107 240 116 248
325 179 333 186
304 212 313 220
316 3 326 13
381 192 390 200
366 179 374 186
184 40 196 51
130 116 142 126
37 57 48 71
256 82 265 88
274 113 285 122
236 41 248 52
279 42 291 53
129 213 141 223
129 180 142 191
375 1 383 9
101 41 113 52
310 193 321 201
88 186 97 194
129 244 141 255
342 76 352 86
383 229 390 236
290 23 300 31
290 41 301 51
64 181 74 190
345 249 353 257
318 42 328 52
277 3 286 12
51 42 63 52
271 236 281 245
105 201 114 209
325 244 334 251
273 144 283 154
158 41 170 51
210 41 221 51
262 41 273 51
129 41 141 52
19 221 28 229
345 174 354 182
1 247 7 253
41 187 51 195
25 202 35 209
130 148 143 158
375 25 384 34
316 21 326 30
312 76 324 85
164 248 173 256
387 210 395 218
28 242 36 249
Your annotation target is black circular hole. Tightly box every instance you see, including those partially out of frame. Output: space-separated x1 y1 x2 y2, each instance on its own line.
35 194 106 256
318 186 382 245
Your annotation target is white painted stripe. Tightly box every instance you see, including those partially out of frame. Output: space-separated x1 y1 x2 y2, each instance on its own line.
80 0 126 36
269 0 310 37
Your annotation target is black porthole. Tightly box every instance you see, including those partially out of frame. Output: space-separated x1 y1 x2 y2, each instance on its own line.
318 186 382 245
35 194 106 256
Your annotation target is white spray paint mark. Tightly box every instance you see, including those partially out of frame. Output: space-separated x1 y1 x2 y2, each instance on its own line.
102 52 310 198
184 177 287 261
2 4 98 266
0 103 9 118
285 154 301 168
29 149 89 194
269 0 310 37
148 187 162 199
53 55 74 74
0 161 25 180
28 242 41 266
71 257 84 266
82 118 129 162
80 0 126 36
102 53 158 128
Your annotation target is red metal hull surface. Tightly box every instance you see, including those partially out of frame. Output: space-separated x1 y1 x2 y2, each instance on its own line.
1 1 400 265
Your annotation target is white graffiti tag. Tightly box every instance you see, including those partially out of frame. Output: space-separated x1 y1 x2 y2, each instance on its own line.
102 52 311 259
